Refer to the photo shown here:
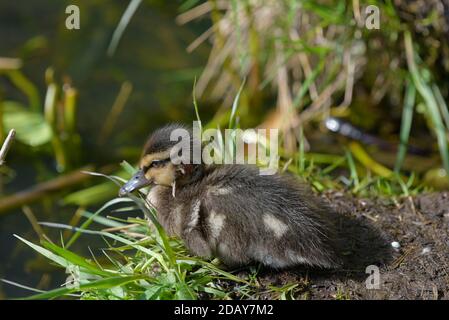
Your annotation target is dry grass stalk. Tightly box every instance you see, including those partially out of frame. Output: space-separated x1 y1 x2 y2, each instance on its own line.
180 0 364 153
0 129 16 166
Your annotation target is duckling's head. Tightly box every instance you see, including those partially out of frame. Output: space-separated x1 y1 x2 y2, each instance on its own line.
119 124 196 196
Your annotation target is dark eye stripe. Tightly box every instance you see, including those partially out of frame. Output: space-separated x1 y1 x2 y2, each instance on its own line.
142 158 171 172
151 158 170 167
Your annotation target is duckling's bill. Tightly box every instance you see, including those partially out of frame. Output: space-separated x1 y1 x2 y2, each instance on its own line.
119 169 152 196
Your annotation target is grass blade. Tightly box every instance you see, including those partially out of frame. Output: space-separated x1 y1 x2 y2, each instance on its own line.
192 77 202 132
39 221 170 272
66 197 134 248
14 234 69 268
107 0 142 56
348 142 393 178
21 275 147 300
394 79 416 173
229 79 246 129
404 31 449 175
41 241 114 277
344 148 359 188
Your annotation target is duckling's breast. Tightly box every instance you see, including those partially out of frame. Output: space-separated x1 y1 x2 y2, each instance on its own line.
146 186 162 209
146 185 184 236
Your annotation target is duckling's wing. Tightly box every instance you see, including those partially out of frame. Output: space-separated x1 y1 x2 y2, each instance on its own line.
199 165 342 268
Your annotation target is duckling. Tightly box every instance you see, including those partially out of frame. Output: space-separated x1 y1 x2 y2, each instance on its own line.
119 124 342 269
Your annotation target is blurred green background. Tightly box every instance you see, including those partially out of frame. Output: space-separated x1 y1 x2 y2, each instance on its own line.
0 0 211 298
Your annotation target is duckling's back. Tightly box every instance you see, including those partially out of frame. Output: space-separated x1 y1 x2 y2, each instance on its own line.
188 165 342 269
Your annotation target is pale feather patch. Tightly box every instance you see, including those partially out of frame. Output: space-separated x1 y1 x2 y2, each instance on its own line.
187 199 201 231
171 181 176 198
171 205 183 235
217 243 230 256
210 186 233 196
146 187 160 208
146 164 175 186
263 214 288 238
287 249 311 265
251 245 288 268
208 210 226 239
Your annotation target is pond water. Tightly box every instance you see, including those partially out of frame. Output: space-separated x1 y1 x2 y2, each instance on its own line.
0 1 210 298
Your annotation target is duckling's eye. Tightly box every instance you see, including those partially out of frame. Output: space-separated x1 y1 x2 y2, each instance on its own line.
150 158 170 168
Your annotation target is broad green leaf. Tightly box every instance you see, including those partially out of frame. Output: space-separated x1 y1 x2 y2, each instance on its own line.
2 101 52 146
175 283 196 300
143 285 163 300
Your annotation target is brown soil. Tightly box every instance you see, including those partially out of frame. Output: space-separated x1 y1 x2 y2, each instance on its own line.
232 191 449 300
